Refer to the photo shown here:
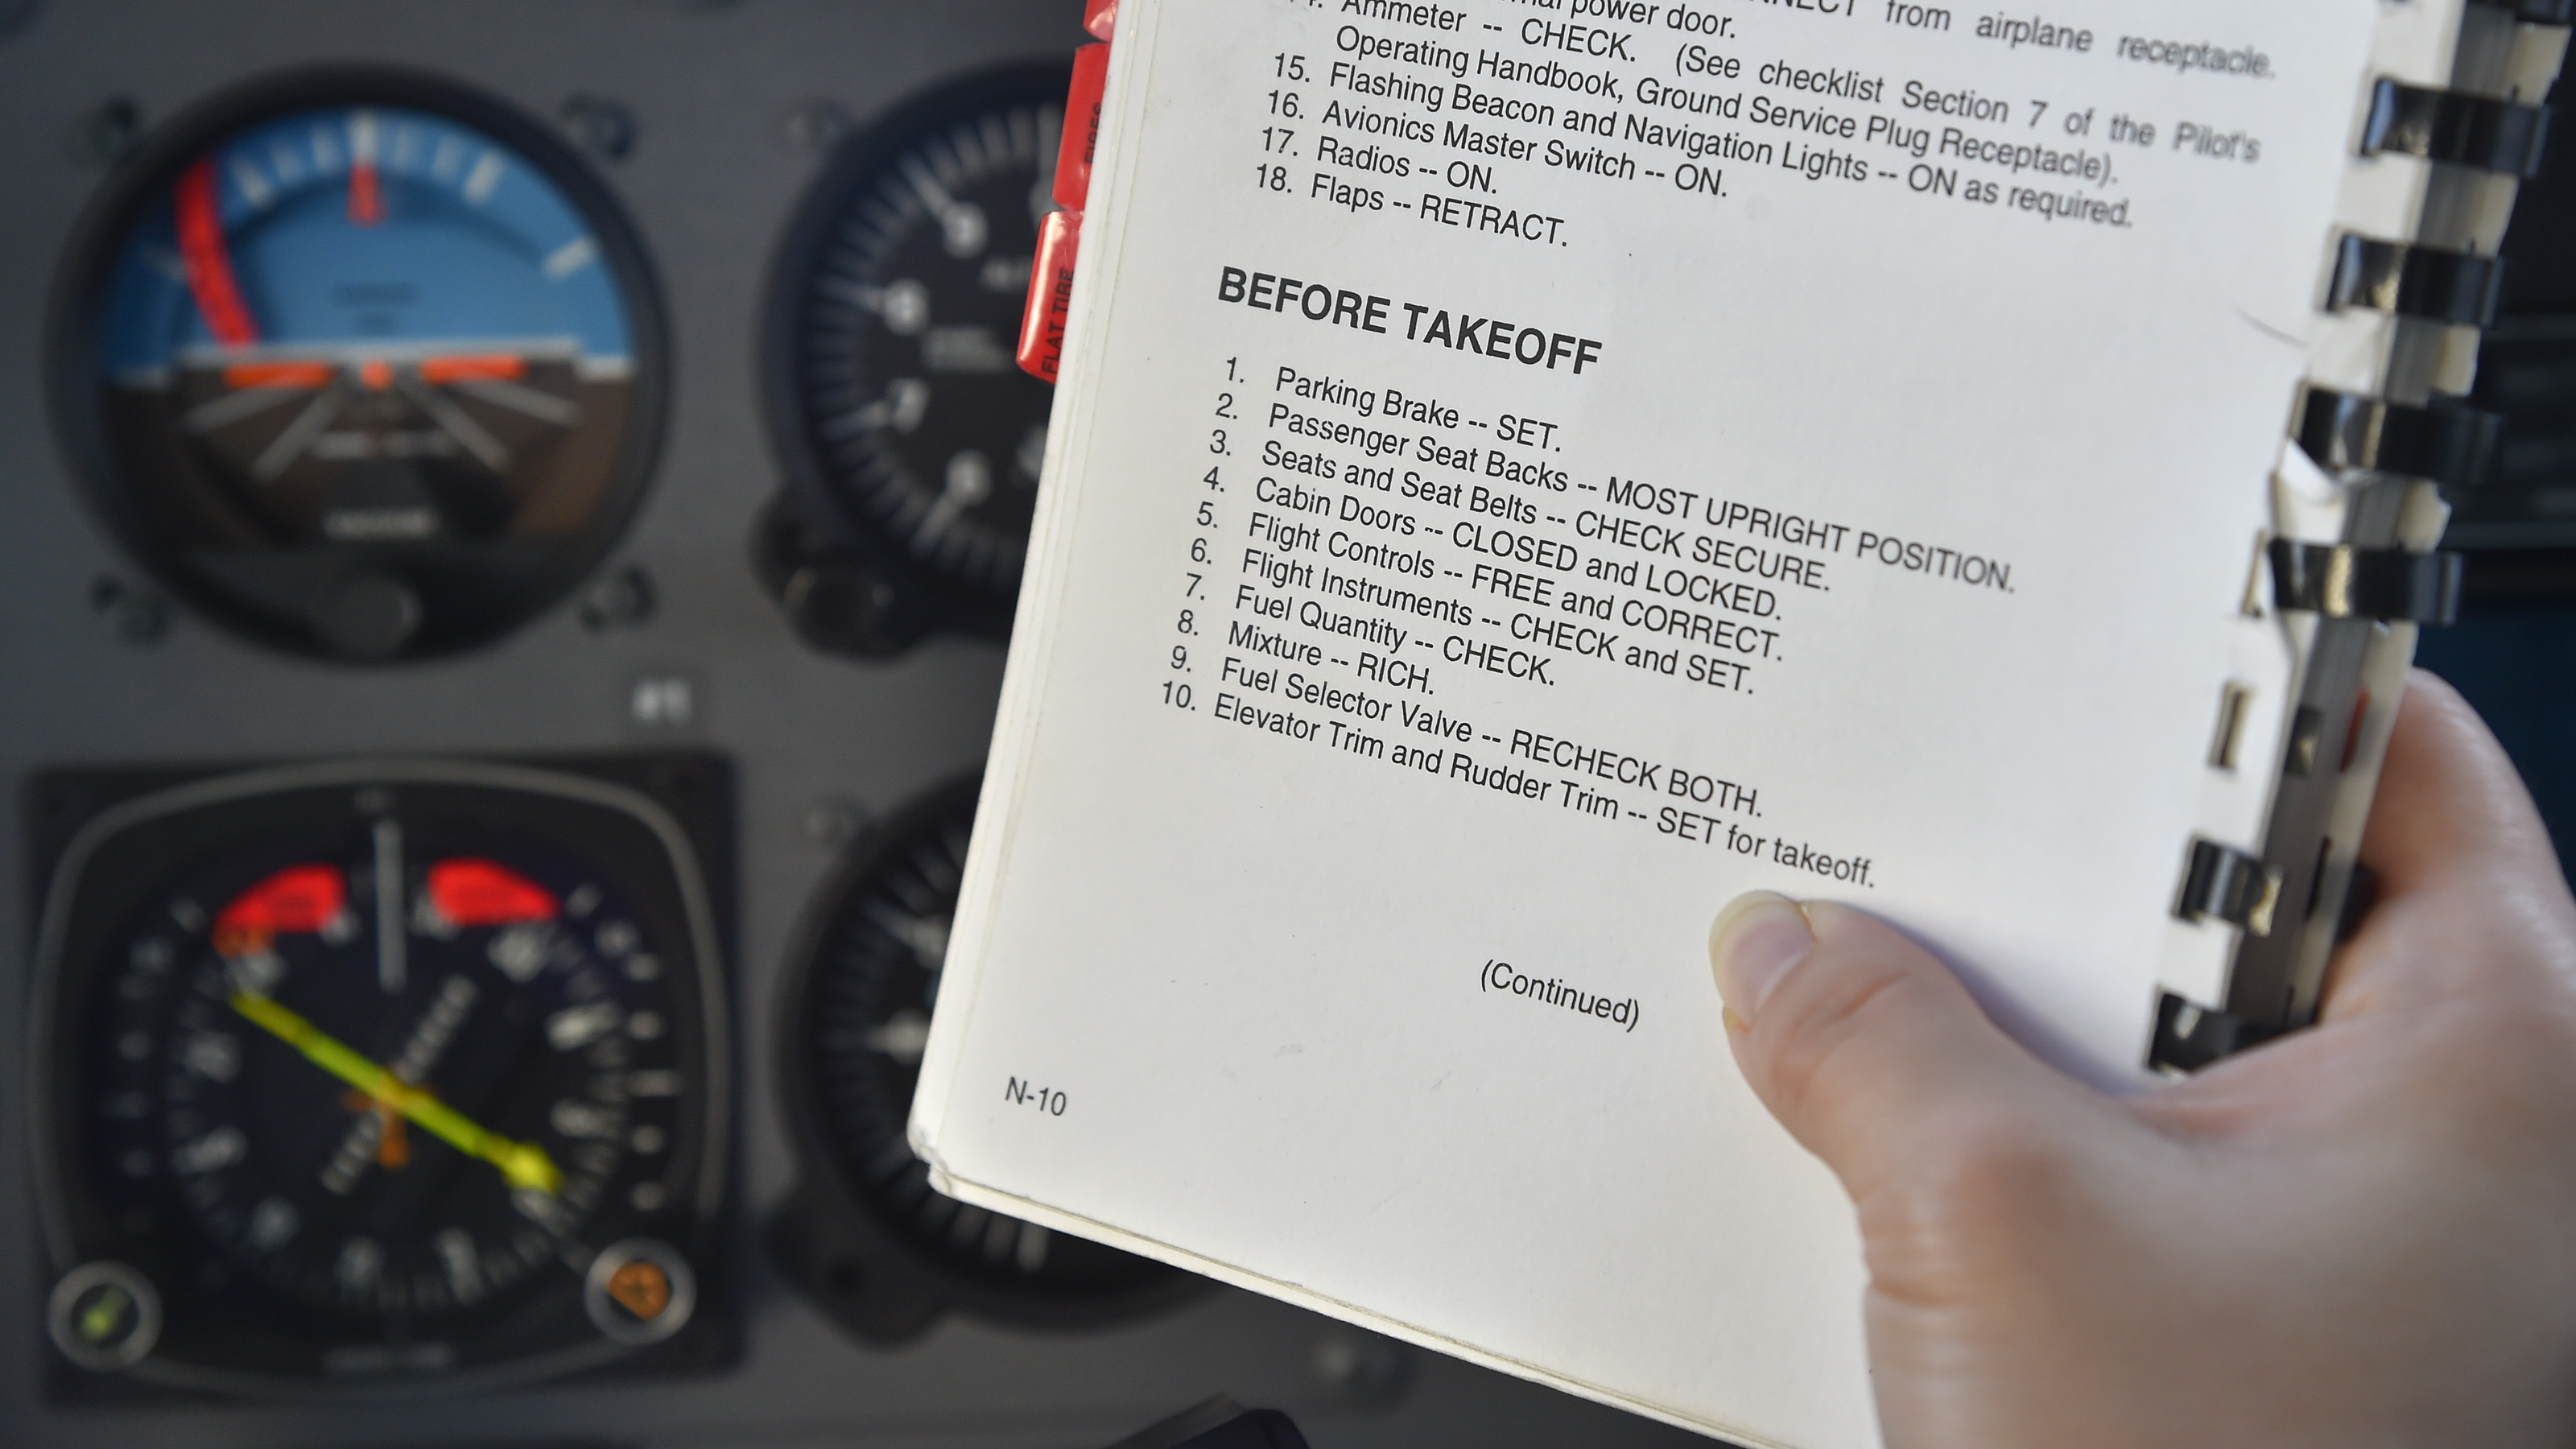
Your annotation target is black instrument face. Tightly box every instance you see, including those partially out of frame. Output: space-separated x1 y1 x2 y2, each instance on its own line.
29 761 729 1397
772 778 1193 1337
49 68 669 661
760 65 1067 648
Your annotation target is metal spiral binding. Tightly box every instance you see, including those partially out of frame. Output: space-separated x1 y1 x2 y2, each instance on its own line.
2362 80 2555 175
2153 2 2566 1073
2295 390 2503 485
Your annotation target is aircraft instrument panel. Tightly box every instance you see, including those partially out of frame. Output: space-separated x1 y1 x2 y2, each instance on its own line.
0 2 1719 1446
1 4 2567 1449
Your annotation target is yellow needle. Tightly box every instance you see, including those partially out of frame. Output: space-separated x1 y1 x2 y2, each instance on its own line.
228 990 561 1196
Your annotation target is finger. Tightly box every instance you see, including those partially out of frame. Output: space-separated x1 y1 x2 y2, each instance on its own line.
2326 671 2575 1016
1711 894 2091 1199
2359 671 2557 896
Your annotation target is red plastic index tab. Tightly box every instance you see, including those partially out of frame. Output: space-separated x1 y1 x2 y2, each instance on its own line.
1055 43 1112 211
1084 0 1116 40
1018 208 1084 384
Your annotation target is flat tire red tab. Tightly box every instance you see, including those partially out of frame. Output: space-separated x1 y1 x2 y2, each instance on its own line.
1018 208 1084 384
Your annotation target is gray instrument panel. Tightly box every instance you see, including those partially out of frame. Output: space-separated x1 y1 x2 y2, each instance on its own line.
0 2 1710 1446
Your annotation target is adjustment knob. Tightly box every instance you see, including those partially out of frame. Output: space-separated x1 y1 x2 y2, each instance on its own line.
310 571 423 658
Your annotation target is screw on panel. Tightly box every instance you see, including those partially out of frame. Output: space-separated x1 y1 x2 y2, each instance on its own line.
581 565 657 631
780 564 919 658
90 578 169 644
782 101 853 151
1311 1330 1412 1405
309 572 423 658
803 796 869 849
68 97 139 165
560 96 638 162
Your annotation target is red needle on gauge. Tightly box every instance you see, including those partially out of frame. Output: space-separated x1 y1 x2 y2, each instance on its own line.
349 162 385 226
348 161 381 228
349 109 386 226
176 157 258 348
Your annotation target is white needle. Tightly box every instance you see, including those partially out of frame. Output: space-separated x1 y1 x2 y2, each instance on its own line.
374 817 406 995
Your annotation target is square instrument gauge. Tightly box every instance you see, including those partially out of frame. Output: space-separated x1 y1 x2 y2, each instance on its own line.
21 753 736 1402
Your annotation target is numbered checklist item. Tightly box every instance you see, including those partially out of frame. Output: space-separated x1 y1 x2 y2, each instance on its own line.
933 2 2566 1444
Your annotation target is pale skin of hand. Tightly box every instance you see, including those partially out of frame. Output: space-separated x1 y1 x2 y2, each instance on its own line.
1708 671 2576 1449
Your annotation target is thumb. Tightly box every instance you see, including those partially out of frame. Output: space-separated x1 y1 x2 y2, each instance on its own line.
1710 893 2086 1196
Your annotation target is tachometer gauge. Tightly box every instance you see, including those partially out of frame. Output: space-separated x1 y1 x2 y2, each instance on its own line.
767 778 1199 1340
48 68 668 661
27 757 732 1399
753 64 1067 658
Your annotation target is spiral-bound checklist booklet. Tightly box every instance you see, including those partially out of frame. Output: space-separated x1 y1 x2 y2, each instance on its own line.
915 1 2569 1442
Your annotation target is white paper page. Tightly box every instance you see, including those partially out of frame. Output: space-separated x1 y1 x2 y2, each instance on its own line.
921 3 2379 1443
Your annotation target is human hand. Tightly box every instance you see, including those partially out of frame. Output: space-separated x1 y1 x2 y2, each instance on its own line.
1708 671 2576 1449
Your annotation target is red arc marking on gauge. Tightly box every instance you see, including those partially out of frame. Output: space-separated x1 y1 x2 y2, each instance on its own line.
427 859 559 927
176 157 259 349
213 863 348 956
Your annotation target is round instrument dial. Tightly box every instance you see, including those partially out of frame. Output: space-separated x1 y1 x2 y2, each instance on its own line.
772 778 1195 1337
31 761 728 1396
758 65 1067 652
109 849 675 1320
51 68 667 660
